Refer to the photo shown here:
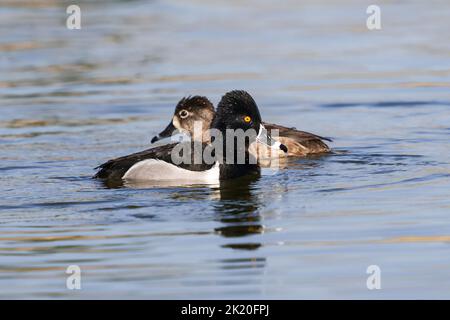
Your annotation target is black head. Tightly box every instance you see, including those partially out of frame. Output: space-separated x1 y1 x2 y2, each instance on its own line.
151 96 214 143
212 90 288 154
213 90 262 132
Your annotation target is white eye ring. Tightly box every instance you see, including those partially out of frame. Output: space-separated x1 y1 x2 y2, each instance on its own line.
179 110 189 119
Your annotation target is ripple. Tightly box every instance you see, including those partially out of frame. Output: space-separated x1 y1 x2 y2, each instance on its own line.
318 172 450 193
1 117 144 129
321 101 450 108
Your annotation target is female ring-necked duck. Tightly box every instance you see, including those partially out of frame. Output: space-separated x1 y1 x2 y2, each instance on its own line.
94 90 287 182
151 95 331 157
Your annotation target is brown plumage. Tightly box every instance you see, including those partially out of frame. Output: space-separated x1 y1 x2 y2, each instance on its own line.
263 122 331 156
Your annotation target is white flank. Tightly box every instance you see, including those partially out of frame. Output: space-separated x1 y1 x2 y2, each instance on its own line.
123 159 220 183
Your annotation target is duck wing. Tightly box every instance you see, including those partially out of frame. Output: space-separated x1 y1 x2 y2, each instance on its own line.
262 122 332 142
262 122 332 155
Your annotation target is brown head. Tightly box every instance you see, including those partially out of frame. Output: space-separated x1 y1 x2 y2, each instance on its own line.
151 96 215 144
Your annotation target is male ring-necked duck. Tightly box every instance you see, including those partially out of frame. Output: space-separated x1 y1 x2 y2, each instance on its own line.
151 95 331 157
94 90 287 182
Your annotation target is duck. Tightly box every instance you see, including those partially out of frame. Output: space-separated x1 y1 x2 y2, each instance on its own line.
151 95 331 158
94 90 287 183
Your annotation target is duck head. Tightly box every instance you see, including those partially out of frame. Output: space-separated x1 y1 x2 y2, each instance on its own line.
210 90 288 172
212 90 288 154
151 96 215 143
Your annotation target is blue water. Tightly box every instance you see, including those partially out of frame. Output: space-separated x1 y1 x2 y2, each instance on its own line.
1 0 450 299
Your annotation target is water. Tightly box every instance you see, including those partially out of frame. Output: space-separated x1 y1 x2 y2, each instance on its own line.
1 0 450 299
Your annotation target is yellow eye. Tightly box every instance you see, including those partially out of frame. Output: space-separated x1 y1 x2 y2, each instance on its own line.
244 116 251 123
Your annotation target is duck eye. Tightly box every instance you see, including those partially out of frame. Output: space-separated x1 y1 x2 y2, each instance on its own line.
179 110 189 119
243 116 252 123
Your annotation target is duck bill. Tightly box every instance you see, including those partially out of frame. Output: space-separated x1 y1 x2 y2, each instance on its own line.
151 120 177 143
256 124 288 153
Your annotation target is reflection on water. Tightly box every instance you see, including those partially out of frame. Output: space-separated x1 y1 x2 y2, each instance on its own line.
1 0 450 299
112 174 266 247
214 176 264 249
